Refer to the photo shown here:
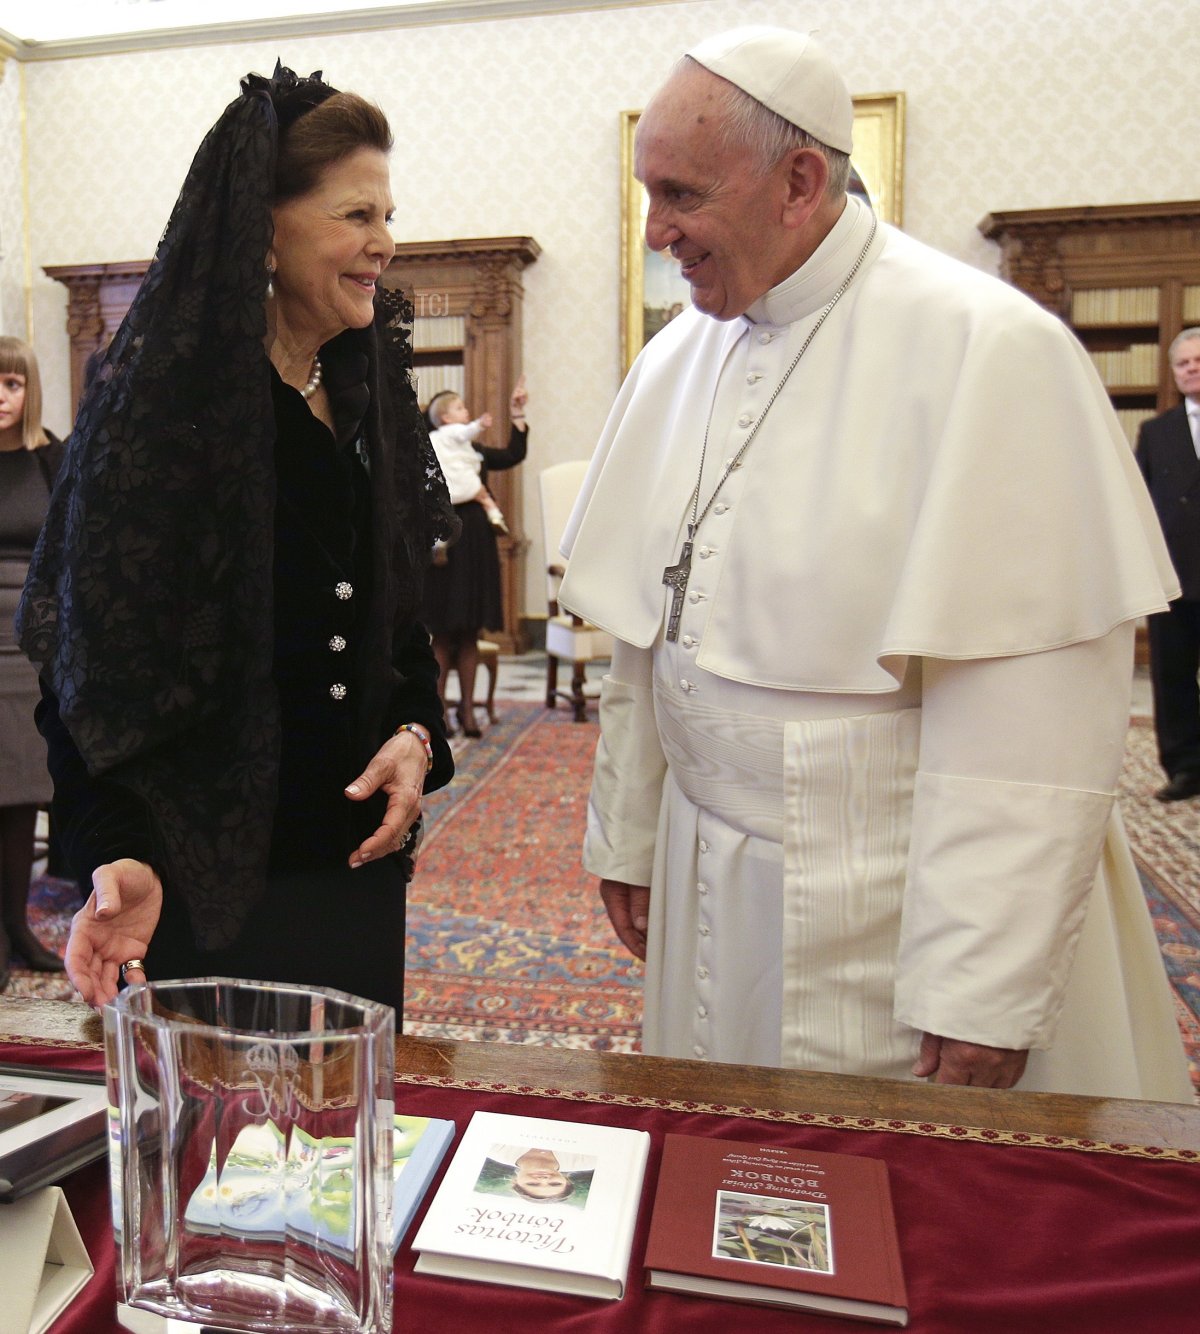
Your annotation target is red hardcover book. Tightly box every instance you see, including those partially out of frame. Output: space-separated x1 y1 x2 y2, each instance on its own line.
644 1134 908 1326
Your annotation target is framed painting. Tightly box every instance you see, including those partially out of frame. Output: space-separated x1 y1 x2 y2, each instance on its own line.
0 1065 108 1201
620 93 906 373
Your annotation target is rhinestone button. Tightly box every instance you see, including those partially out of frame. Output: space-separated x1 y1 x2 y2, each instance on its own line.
329 635 347 652
329 683 347 700
335 581 353 600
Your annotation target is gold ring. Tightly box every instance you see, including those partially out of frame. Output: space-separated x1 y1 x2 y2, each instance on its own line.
119 958 146 982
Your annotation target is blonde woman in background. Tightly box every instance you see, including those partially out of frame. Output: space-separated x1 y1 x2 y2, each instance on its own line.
0 336 65 987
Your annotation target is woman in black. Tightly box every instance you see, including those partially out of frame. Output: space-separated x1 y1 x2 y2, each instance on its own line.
19 65 458 1010
0 337 64 986
421 385 528 735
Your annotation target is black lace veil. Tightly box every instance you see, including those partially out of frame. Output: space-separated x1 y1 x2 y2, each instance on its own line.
18 65 456 947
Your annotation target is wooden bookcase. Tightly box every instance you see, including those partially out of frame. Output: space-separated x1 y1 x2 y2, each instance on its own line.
46 235 539 651
979 201 1200 447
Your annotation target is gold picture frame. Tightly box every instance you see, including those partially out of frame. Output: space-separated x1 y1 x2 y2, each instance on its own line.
620 93 906 374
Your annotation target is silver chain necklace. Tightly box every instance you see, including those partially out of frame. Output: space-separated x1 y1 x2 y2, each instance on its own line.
662 213 878 642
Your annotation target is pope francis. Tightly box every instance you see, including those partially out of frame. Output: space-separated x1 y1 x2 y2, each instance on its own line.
559 26 1192 1099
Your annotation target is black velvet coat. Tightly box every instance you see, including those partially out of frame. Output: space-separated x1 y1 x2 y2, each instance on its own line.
35 325 457 961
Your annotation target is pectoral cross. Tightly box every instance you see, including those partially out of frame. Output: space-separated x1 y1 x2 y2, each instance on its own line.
662 530 694 643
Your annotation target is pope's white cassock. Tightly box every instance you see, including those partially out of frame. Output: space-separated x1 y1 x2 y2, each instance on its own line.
559 194 1192 1101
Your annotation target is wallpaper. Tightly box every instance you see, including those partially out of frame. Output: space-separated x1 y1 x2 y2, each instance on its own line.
6 0 1196 616
0 60 26 341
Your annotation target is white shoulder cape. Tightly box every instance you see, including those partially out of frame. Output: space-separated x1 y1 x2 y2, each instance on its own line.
560 213 1177 691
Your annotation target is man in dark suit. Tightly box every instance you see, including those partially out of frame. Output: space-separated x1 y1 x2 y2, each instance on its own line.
1136 328 1200 800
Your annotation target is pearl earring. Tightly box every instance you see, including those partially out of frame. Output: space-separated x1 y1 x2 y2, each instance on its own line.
266 265 276 300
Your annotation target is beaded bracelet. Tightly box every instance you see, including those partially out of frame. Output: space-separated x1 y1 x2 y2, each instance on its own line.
394 722 434 772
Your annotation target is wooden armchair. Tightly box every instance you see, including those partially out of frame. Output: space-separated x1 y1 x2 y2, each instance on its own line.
538 461 612 722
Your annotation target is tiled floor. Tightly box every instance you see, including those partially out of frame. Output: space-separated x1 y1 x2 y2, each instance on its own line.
446 652 608 728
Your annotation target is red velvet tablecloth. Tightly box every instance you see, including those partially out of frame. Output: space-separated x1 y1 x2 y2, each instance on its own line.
7 1038 1199 1334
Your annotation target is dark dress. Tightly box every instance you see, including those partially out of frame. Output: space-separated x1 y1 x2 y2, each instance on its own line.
421 424 528 635
0 439 62 807
36 349 451 1010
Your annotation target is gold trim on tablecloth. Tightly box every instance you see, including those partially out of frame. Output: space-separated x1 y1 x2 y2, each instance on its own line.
395 1071 1200 1163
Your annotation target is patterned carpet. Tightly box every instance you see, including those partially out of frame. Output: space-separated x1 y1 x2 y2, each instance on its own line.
9 707 1200 1091
403 702 643 1050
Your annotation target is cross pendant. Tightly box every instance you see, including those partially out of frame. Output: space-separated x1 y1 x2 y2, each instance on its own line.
662 536 694 643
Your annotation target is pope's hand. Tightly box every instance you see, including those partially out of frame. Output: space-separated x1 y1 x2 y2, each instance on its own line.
913 1032 1029 1088
66 859 163 1008
599 879 649 961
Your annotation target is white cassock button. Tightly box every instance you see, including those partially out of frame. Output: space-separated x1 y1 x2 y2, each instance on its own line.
329 635 347 652
697 966 709 979
682 634 696 648
758 331 773 344
746 371 762 384
698 546 711 559
697 882 708 895
680 678 697 692
698 924 711 936
737 413 752 428
329 683 347 700
335 581 353 600
713 503 728 515
699 840 709 853
697 1005 707 1018
693 1045 707 1058
688 591 702 603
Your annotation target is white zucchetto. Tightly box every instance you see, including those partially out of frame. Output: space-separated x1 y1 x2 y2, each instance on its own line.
686 26 854 154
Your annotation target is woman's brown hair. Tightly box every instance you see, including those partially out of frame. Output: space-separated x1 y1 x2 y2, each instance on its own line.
274 92 393 203
0 335 49 449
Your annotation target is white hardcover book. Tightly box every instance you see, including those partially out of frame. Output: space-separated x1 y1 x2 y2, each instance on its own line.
412 1110 650 1300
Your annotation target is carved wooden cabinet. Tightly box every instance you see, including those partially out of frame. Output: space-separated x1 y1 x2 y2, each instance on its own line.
979 201 1200 445
46 235 540 651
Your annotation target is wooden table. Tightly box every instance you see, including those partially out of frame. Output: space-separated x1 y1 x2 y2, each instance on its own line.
3 996 1198 1333
5 994 1195 1150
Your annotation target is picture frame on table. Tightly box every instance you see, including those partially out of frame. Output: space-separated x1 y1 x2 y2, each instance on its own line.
619 92 906 374
0 1065 108 1202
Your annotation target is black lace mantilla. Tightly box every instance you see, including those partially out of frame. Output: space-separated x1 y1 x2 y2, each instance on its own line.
18 67 457 948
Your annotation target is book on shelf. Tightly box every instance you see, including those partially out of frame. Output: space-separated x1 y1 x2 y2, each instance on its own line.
182 1112 455 1254
1071 286 1159 325
412 1109 650 1300
644 1133 908 1327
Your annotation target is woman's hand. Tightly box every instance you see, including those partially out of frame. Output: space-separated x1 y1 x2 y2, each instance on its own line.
510 374 528 418
344 731 427 867
65 859 163 1008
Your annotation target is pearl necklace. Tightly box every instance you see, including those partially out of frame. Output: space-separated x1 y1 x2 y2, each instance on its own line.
299 355 323 400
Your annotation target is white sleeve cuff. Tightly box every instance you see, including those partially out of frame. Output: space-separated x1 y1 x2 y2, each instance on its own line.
894 770 1113 1050
581 674 666 885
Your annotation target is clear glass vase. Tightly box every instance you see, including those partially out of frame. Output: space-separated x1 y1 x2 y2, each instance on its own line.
104 978 395 1333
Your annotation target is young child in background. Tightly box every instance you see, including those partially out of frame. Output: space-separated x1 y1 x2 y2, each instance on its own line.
426 391 509 533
